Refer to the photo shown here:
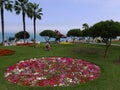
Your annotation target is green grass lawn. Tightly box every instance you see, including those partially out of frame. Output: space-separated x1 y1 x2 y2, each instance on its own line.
112 41 120 45
0 43 120 90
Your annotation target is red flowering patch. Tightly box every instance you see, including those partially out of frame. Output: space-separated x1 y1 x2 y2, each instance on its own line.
113 40 120 42
16 43 34 46
4 57 101 87
0 49 15 56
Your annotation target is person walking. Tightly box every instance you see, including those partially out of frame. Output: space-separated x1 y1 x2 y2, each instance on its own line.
45 41 51 51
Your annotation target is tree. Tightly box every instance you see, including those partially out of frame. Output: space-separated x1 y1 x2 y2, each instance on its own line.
82 23 91 43
54 30 66 43
90 20 120 57
0 0 13 45
15 31 30 40
82 23 89 30
40 30 57 41
82 23 89 36
67 29 82 43
27 2 43 43
14 0 29 43
82 29 90 37
8 37 15 42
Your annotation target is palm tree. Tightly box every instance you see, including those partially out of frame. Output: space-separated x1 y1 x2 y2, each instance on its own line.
27 2 43 43
14 0 29 43
82 23 90 43
0 0 13 45
82 23 89 30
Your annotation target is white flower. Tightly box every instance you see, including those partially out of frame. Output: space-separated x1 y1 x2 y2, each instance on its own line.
79 72 82 75
59 83 65 86
53 84 57 86
90 75 94 77
36 77 46 80
84 75 87 77
16 68 21 73
19 60 24 63
66 78 73 83
5 73 11 77
57 58 61 60
63 60 66 62
84 66 88 70
34 72 39 75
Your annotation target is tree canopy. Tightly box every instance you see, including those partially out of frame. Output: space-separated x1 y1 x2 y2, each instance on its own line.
90 20 120 39
82 23 91 37
40 30 57 41
15 31 30 40
67 29 82 37
90 20 120 57
67 29 82 43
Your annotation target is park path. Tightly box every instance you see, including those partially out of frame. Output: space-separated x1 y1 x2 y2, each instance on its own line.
89 42 120 46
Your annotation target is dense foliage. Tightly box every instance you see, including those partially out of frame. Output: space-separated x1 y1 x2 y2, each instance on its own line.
90 20 120 57
90 20 120 40
40 30 57 41
82 23 91 37
67 29 82 37
67 29 82 42
15 31 30 40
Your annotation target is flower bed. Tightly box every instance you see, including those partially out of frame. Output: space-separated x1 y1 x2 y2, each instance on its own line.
59 42 72 44
16 43 34 46
0 49 15 56
4 57 101 87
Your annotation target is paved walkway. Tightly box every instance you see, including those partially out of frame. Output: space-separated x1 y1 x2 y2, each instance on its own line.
111 43 120 46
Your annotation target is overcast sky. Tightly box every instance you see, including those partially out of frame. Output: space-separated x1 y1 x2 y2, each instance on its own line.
1 0 120 34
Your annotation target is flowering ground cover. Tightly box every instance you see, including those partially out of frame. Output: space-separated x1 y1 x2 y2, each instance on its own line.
0 49 15 56
16 43 34 46
4 57 101 87
59 42 72 44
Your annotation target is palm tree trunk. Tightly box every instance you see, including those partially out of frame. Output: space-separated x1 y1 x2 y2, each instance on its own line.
1 5 5 45
22 11 26 43
33 17 36 44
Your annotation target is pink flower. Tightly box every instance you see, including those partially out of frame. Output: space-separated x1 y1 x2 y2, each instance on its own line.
49 78 56 86
4 57 101 87
6 65 16 72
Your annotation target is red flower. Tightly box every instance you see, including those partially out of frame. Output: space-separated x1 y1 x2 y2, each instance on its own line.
0 49 15 56
49 78 55 86
4 57 101 87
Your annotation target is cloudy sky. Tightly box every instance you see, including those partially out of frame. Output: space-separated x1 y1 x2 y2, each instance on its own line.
1 0 120 34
